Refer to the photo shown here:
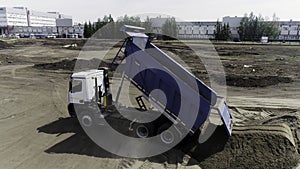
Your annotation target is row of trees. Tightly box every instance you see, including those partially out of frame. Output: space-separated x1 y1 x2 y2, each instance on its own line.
161 17 178 38
83 14 114 38
83 13 280 41
83 15 153 39
83 15 178 39
214 12 280 41
238 12 280 41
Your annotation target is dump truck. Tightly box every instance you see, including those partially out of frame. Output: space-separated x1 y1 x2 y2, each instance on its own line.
68 25 233 146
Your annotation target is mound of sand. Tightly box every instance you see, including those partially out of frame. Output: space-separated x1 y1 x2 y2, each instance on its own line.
189 124 298 169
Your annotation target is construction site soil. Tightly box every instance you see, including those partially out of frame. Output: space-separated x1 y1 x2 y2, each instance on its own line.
0 39 299 169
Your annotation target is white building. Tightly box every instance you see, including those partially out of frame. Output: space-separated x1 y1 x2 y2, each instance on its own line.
56 18 73 27
150 17 217 39
150 16 300 41
177 22 216 39
278 20 300 41
0 7 28 34
28 10 57 27
0 7 79 37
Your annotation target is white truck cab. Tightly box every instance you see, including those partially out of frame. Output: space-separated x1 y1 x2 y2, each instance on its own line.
68 68 111 117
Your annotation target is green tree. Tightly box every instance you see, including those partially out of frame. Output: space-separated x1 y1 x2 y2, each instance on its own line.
84 14 152 39
88 21 93 37
143 16 153 33
214 20 222 40
162 17 178 38
225 23 232 40
83 14 115 39
214 20 231 41
260 21 280 39
95 18 102 31
119 15 142 26
238 12 280 41
83 22 89 38
83 21 94 38
97 14 115 38
113 15 143 39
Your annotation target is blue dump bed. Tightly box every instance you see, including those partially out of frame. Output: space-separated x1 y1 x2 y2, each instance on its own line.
118 25 232 136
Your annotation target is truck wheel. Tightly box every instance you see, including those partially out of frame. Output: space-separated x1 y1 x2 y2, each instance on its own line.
134 123 155 138
158 124 180 145
68 104 76 117
136 124 149 138
78 112 94 127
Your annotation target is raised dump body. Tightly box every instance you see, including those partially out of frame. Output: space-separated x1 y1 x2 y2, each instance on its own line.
114 25 232 136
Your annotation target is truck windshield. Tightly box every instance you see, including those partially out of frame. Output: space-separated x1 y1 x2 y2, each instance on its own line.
71 80 82 93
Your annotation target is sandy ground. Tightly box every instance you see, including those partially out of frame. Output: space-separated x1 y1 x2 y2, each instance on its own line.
0 39 299 169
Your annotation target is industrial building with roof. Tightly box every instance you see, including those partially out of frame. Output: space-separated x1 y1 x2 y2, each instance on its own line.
151 16 300 41
0 7 83 38
1 8 300 40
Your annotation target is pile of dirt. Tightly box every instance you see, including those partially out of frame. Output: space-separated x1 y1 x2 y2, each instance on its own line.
0 54 32 65
222 61 298 77
157 42 298 88
225 74 292 87
218 50 260 56
190 124 298 169
33 59 293 88
215 44 300 57
215 45 261 56
11 39 37 46
42 39 86 48
41 39 122 51
0 54 14 65
0 40 13 49
210 72 293 87
33 58 111 71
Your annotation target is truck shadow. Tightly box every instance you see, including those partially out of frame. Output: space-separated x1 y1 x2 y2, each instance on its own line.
37 117 227 166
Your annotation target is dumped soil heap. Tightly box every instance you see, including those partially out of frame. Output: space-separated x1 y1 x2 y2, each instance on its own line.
33 58 111 71
190 124 298 169
226 74 292 87
0 54 32 65
0 40 13 49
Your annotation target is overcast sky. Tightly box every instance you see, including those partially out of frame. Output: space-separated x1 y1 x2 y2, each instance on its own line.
2 0 300 23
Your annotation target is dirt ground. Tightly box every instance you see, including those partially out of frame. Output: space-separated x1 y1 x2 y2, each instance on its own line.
0 39 299 169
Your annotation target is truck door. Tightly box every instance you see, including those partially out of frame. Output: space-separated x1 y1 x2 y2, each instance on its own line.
68 79 84 104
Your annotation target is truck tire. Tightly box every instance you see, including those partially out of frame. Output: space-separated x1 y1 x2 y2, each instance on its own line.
133 123 155 138
68 104 76 117
158 124 180 145
78 111 94 128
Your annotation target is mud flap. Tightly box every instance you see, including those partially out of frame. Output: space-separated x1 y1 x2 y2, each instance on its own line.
211 98 233 136
220 104 233 136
